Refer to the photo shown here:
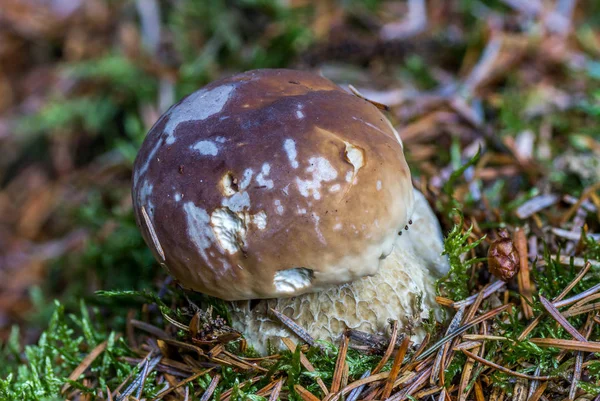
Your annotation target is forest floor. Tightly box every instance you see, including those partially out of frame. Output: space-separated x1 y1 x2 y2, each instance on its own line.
1 1 600 400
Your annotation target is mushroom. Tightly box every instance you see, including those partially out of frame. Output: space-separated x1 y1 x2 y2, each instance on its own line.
131 69 449 352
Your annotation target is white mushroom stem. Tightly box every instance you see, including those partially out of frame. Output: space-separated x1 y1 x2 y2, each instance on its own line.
229 189 449 354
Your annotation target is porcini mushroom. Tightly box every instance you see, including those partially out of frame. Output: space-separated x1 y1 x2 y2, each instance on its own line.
132 69 449 352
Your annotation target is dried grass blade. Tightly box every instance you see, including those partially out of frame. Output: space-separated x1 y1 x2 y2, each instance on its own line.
454 289 486 396
569 314 595 400
414 386 443 398
131 319 171 339
527 366 541 399
488 386 506 401
135 355 153 399
116 357 150 401
573 293 600 309
569 350 583 401
453 341 483 351
106 385 114 401
112 351 152 397
462 334 511 342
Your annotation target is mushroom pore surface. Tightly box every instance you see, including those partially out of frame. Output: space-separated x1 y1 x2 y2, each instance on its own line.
132 69 416 301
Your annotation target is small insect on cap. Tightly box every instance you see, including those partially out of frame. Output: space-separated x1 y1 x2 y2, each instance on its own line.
132 69 415 301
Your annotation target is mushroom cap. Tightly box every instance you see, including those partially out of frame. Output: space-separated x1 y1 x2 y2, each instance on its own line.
132 69 414 301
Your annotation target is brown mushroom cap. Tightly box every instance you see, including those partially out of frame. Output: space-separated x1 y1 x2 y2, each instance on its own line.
132 69 414 301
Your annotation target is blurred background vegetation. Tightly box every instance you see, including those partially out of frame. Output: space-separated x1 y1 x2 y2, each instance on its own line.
1 0 600 399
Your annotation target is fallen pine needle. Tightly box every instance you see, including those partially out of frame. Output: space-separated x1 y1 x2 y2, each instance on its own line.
62 339 110 394
295 384 321 401
539 295 587 341
199 375 220 401
529 338 600 352
461 349 553 381
271 308 319 349
330 334 349 394
282 337 329 396
372 320 400 374
268 379 284 401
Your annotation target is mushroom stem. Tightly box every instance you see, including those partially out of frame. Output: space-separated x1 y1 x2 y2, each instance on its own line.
230 190 449 354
